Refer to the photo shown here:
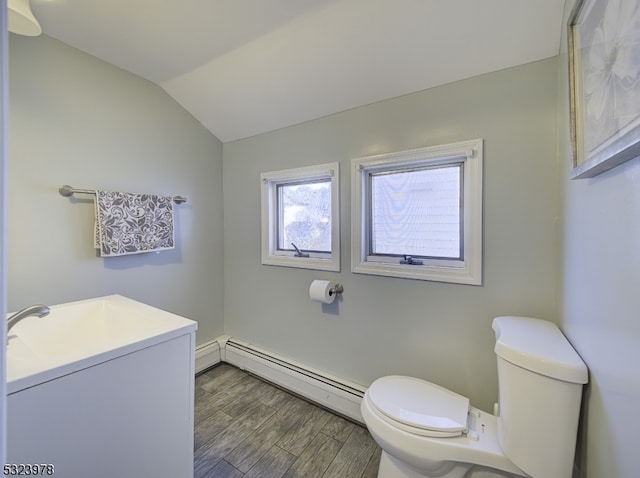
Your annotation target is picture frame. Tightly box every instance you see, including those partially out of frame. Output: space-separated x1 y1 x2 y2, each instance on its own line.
568 0 640 179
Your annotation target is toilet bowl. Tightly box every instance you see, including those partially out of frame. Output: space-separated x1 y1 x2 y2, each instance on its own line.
361 375 526 478
361 317 588 478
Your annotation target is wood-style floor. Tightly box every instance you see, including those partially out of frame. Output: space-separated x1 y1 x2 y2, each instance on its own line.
194 363 382 478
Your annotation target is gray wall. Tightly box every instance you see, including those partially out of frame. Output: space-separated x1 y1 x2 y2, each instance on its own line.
8 35 225 345
558 1 640 476
223 58 560 413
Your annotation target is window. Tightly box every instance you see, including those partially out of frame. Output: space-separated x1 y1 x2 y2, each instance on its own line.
351 139 482 284
261 162 340 271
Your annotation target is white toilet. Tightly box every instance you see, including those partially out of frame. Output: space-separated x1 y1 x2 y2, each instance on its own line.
361 316 588 478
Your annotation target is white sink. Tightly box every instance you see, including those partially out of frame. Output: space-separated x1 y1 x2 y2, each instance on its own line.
6 295 197 394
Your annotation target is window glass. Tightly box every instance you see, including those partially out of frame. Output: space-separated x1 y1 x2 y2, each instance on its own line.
277 180 331 253
370 165 462 259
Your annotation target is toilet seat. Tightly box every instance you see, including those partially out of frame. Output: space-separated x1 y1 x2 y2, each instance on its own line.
367 376 470 438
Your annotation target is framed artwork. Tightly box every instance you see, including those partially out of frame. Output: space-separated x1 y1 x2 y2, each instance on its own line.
568 0 640 179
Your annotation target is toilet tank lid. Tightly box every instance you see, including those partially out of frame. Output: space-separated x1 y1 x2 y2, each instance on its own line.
492 316 588 384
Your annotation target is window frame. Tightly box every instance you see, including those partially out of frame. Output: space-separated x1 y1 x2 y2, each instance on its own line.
351 139 483 285
261 162 340 271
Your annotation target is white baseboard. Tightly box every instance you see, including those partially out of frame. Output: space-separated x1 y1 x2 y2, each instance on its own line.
195 335 365 424
194 339 221 374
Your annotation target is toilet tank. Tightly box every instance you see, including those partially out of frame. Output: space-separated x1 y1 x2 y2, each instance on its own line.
492 316 588 478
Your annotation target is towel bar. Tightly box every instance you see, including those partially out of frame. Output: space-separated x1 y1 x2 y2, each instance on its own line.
59 185 187 204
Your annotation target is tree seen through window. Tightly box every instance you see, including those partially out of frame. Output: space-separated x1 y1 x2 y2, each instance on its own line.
278 180 331 253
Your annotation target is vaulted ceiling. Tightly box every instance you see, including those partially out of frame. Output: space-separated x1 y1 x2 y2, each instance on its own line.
30 0 566 142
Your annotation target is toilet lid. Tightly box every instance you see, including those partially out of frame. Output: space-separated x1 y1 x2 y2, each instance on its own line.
367 376 469 436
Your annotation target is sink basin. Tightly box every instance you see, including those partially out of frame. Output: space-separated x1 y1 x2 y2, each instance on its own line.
6 295 197 394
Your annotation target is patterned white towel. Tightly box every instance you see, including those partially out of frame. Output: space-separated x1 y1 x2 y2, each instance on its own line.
94 190 175 257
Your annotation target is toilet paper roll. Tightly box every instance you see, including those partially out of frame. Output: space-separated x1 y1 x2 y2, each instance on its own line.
309 280 335 304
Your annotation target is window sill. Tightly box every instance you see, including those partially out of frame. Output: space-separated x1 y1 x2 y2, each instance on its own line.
262 255 340 272
351 260 481 285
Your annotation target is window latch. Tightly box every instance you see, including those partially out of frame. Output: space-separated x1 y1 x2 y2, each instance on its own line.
291 243 309 258
400 255 423 265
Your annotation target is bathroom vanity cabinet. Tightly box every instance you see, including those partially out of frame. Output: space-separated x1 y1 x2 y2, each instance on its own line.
6 332 196 478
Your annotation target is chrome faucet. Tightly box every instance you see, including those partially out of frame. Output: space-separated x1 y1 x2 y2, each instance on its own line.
7 304 50 332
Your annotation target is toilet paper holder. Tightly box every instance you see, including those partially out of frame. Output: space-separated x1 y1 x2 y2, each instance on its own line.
329 284 344 296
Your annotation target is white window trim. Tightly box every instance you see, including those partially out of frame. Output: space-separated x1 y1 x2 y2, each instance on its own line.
261 162 340 272
351 139 483 285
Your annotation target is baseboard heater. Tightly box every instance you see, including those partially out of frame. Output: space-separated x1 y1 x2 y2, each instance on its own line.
219 337 366 424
